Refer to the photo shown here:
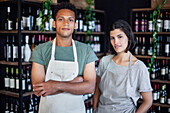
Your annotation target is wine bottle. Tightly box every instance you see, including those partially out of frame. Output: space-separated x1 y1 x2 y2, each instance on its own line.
161 60 166 80
141 12 145 32
49 10 54 31
4 36 10 62
4 67 10 91
5 97 9 113
148 12 153 32
141 37 146 55
26 66 32 92
78 12 83 32
157 12 163 32
134 12 139 32
10 67 15 92
22 66 26 93
24 35 31 62
5 7 13 30
27 7 34 30
15 68 19 93
164 12 169 32
44 9 49 31
135 36 139 55
31 35 35 51
160 85 166 104
148 37 153 56
165 36 170 57
156 36 163 56
153 84 158 102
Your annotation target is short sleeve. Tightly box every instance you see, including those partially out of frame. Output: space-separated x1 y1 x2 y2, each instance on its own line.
138 66 153 92
29 45 44 66
85 46 98 64
96 57 104 77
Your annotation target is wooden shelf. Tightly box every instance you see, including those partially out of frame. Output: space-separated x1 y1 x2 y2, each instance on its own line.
0 90 33 98
135 55 170 60
0 61 31 66
0 30 105 35
134 31 170 35
138 100 170 108
132 8 170 12
151 79 170 84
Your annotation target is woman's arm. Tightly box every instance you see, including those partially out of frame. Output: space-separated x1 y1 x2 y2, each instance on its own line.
93 76 101 110
136 91 153 113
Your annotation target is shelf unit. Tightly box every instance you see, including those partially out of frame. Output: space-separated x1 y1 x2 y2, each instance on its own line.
0 0 106 112
131 8 170 110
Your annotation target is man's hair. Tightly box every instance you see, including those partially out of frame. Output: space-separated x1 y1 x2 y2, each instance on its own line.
109 19 136 54
54 2 77 21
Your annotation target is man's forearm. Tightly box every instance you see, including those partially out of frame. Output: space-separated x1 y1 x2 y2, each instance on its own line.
57 80 95 95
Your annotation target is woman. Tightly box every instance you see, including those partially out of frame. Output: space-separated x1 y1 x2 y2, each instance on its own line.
93 20 153 113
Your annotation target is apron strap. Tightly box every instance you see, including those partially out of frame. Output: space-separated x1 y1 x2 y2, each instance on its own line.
50 38 78 63
128 53 133 87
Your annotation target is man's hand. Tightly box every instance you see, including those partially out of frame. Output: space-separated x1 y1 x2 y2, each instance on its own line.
33 80 60 97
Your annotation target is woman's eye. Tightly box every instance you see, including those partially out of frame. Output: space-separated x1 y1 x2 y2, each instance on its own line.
118 36 123 38
110 37 114 40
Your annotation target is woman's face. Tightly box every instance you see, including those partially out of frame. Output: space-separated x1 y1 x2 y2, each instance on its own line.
110 29 129 54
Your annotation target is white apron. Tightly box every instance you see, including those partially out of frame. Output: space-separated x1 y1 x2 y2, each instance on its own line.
38 38 85 113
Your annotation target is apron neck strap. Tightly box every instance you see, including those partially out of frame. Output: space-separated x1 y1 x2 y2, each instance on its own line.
128 53 133 87
129 53 132 68
51 38 78 62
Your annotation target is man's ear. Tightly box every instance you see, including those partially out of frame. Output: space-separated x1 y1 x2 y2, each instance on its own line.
53 21 56 28
74 21 77 29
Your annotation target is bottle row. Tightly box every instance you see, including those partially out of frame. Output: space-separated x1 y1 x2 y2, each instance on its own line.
134 36 170 57
140 59 170 81
147 106 170 113
152 83 170 104
4 95 39 113
3 34 102 62
4 6 102 32
4 65 32 93
133 11 170 32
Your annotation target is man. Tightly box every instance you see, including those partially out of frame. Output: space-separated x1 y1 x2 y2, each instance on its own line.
30 2 98 113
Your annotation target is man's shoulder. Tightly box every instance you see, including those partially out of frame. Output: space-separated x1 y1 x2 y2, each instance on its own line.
76 41 89 48
34 41 52 51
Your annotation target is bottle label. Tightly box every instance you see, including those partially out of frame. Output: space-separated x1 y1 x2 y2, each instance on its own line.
21 46 25 59
79 20 83 30
5 111 9 113
28 84 32 91
164 20 169 29
10 78 15 88
161 69 165 75
153 92 157 100
49 18 54 31
16 79 19 89
83 25 87 32
148 21 153 31
8 20 12 30
148 48 153 55
160 97 165 104
13 46 18 59
4 77 9 87
168 98 170 104
45 22 49 31
151 73 155 79
165 44 169 53
135 47 139 55
22 79 26 90
9 46 11 58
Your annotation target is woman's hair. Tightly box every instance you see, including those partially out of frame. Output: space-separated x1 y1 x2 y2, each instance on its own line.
109 19 136 54
54 2 77 21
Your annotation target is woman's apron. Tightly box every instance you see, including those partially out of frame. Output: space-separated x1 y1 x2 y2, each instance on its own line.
96 53 136 113
38 38 85 113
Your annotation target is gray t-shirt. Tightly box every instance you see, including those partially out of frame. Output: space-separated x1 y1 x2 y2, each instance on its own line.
97 55 153 106
30 40 98 75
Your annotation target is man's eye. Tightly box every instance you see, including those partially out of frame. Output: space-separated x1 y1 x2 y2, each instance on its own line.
69 19 73 22
58 18 63 21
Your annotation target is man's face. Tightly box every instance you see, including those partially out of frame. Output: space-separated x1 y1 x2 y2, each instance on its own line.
54 9 77 38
